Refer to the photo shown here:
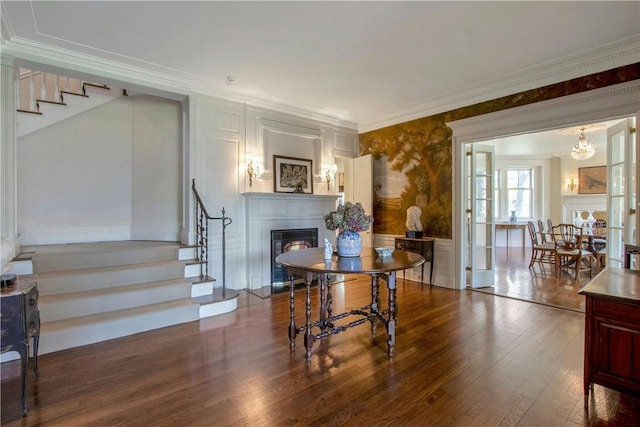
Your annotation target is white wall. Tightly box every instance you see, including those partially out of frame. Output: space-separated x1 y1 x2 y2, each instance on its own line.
187 96 359 290
17 96 181 245
131 96 182 240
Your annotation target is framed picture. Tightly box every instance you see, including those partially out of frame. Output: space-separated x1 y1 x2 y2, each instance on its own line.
578 166 607 194
273 155 313 194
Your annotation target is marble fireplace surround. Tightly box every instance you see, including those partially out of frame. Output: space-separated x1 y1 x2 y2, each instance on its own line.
243 192 339 290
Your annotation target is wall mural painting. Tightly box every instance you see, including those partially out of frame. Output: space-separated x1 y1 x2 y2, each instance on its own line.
359 63 639 240
360 114 452 239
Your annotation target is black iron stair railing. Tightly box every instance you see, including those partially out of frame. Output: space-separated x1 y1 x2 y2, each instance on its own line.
192 179 232 298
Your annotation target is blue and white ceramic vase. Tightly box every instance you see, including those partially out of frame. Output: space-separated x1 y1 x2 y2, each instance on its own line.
336 229 362 257
509 210 517 224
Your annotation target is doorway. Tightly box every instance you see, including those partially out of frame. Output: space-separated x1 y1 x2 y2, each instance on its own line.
449 80 640 293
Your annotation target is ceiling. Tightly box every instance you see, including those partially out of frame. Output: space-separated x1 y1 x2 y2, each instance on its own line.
487 120 624 159
1 1 639 133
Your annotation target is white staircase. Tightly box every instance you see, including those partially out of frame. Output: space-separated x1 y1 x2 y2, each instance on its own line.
16 68 123 138
14 241 238 355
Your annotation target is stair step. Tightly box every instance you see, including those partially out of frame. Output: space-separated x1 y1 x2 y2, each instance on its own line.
39 278 193 322
37 260 186 295
39 300 199 354
11 240 239 355
37 99 66 107
26 241 180 273
195 289 240 318
179 245 198 260
83 82 110 93
60 90 89 99
17 77 121 138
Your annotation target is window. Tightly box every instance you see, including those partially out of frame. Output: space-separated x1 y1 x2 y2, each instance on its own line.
506 169 533 219
494 168 534 220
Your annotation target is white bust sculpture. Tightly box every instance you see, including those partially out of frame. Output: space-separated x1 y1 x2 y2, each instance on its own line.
324 238 333 259
406 206 423 231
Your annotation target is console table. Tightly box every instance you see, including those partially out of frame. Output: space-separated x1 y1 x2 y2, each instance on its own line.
276 248 424 359
578 268 640 408
394 237 434 285
496 223 526 249
1 275 40 416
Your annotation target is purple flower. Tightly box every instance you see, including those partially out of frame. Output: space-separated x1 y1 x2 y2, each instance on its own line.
324 201 372 232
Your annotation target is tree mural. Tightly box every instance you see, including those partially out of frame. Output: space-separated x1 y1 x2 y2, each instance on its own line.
360 114 452 238
358 63 638 240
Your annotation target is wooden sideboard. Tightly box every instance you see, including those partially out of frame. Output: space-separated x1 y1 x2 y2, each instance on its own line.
578 268 640 408
394 237 435 285
1 275 40 416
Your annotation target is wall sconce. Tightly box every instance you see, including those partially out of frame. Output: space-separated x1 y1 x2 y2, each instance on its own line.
566 178 578 192
323 164 337 190
247 155 263 188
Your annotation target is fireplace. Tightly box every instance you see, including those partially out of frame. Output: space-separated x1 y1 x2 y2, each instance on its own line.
271 228 318 285
243 192 339 290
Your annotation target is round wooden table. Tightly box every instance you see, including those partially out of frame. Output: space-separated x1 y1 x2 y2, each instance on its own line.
276 247 424 359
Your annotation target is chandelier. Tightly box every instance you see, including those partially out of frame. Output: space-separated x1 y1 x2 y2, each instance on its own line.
570 129 595 160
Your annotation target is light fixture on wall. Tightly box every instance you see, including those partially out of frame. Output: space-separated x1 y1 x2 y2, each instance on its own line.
247 155 263 188
566 178 578 192
323 164 337 190
570 129 596 160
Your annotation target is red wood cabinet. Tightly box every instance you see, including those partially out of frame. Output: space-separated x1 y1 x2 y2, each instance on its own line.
579 268 640 408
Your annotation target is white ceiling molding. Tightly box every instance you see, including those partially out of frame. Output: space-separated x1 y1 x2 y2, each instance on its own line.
2 25 638 134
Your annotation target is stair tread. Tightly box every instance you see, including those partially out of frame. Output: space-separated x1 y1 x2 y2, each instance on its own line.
24 240 180 255
41 300 197 331
37 99 66 106
40 278 192 302
17 109 42 115
60 90 89 98
193 289 240 304
37 258 185 278
190 276 216 284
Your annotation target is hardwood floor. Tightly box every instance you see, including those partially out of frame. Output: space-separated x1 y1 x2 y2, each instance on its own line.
3 270 638 426
481 246 600 312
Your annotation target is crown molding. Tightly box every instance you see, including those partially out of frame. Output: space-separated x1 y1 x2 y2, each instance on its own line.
360 36 640 133
2 33 637 135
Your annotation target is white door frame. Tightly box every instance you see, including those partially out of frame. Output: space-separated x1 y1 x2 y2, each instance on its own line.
448 81 640 290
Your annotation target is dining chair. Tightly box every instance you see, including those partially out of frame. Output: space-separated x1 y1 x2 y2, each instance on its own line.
527 221 555 270
552 223 596 280
537 220 548 243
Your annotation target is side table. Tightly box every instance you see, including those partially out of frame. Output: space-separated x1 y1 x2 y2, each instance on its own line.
1 275 40 416
394 237 435 285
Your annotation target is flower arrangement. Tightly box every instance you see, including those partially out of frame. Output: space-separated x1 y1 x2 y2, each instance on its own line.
324 201 372 232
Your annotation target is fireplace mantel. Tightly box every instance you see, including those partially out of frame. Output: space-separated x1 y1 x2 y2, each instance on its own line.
242 192 339 201
243 192 340 290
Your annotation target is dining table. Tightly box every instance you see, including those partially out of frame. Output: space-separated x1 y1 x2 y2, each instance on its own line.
276 247 424 359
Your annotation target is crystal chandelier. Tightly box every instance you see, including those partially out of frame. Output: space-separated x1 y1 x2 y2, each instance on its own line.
570 129 595 160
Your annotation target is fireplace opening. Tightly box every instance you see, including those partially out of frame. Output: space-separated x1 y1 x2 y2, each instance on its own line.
271 228 318 286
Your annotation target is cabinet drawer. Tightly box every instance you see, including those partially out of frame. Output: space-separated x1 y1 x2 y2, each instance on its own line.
593 298 640 326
